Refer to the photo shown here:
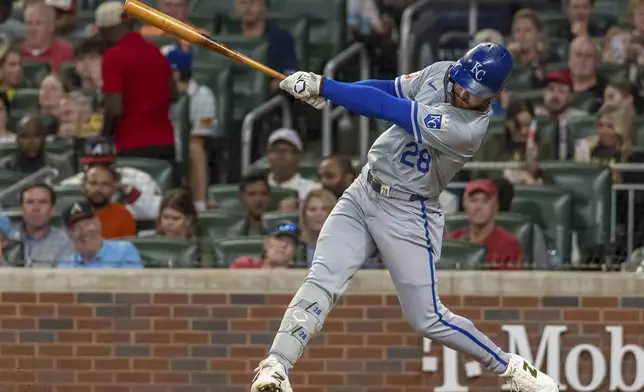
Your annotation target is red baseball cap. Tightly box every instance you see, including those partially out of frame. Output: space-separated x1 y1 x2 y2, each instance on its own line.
543 70 572 87
464 179 498 198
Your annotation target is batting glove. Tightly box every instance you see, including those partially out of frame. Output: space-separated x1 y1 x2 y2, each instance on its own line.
280 71 322 97
301 95 328 110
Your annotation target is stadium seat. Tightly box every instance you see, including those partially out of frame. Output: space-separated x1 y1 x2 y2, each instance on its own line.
214 236 265 267
22 61 51 85
598 63 627 82
3 209 63 229
187 14 216 32
444 213 534 264
438 240 487 270
9 89 38 128
52 187 86 211
505 64 535 91
199 211 240 240
511 89 543 108
568 115 595 142
207 184 299 213
571 91 598 112
4 242 24 267
114 157 174 192
540 13 617 39
0 170 37 209
541 162 612 248
191 0 233 16
511 185 573 263
127 236 200 268
269 0 346 72
262 211 299 230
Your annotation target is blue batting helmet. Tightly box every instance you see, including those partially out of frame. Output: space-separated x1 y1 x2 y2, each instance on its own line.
449 43 513 99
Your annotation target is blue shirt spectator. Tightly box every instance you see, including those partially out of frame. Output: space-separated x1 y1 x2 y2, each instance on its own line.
58 240 142 269
0 212 12 264
58 200 142 269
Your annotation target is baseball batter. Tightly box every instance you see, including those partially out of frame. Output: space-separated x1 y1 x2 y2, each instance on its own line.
251 43 559 392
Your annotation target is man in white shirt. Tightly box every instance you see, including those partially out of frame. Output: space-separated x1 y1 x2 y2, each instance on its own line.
163 44 216 211
266 128 319 203
60 136 162 220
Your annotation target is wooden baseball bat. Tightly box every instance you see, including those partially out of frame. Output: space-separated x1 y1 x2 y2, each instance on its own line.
122 0 287 80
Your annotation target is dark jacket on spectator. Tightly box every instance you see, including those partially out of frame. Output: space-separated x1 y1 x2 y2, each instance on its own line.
0 152 74 180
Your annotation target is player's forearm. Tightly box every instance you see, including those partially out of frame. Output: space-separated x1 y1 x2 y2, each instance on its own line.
322 78 414 135
352 79 396 96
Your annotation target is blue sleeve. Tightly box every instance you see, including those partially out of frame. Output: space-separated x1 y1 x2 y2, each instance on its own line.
353 80 396 96
121 243 143 268
322 78 416 135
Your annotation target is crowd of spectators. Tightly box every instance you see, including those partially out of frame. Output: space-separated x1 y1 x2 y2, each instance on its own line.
0 0 642 272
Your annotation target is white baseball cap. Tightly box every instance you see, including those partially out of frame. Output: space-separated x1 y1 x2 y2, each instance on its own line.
268 128 303 152
95 1 125 28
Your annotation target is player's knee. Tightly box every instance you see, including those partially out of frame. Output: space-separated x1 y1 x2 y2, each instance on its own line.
404 310 442 335
278 283 333 344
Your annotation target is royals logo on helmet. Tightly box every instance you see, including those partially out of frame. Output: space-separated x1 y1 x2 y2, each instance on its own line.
423 114 449 131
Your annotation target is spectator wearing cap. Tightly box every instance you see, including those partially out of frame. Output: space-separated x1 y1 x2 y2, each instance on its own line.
163 45 216 211
11 183 73 267
267 128 320 204
233 0 297 89
535 70 588 160
227 172 270 237
57 201 142 269
567 36 606 112
446 180 524 270
96 1 177 163
230 224 299 269
0 92 13 143
82 164 137 239
45 0 77 36
60 137 162 220
0 0 25 45
20 2 74 71
0 114 73 179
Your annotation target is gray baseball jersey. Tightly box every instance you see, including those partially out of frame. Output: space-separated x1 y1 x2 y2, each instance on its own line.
367 61 491 200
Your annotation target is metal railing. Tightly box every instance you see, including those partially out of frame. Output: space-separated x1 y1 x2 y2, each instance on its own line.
322 42 371 158
241 95 292 175
0 167 60 204
451 161 644 256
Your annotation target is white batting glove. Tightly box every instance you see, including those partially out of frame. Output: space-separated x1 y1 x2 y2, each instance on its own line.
280 71 322 97
301 95 328 110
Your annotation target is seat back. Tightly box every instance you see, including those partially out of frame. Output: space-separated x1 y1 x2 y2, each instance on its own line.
438 240 487 270
262 211 300 230
127 236 199 268
199 211 240 240
215 236 265 266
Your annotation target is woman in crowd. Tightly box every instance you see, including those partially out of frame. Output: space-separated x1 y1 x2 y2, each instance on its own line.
156 188 201 239
506 8 561 86
300 189 337 265
603 80 639 113
0 93 13 143
0 47 27 100
37 72 68 119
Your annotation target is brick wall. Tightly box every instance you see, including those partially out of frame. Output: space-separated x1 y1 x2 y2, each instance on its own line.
0 292 643 392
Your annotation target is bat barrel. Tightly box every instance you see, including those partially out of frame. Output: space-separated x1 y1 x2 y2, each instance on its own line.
123 0 204 44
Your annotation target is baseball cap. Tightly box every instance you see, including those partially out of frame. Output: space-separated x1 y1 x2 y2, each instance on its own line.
45 0 75 12
543 70 572 87
271 222 299 245
464 179 498 198
95 1 125 28
62 200 95 228
80 136 117 164
268 128 303 152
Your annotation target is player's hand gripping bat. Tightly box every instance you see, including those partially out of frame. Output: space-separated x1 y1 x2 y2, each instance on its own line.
122 0 286 81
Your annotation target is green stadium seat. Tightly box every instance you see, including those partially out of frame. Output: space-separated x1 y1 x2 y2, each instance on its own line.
207 184 299 214
262 211 299 230
22 61 51 86
568 115 595 142
3 209 63 229
549 38 569 60
191 0 233 16
541 162 612 248
505 64 535 91
571 91 598 112
9 89 38 127
199 211 240 240
192 36 269 119
187 14 216 32
438 240 487 270
214 236 265 266
52 187 86 211
0 170 34 208
598 63 627 82
510 185 573 263
444 213 534 264
511 89 543 107
4 241 24 267
114 157 174 192
632 117 644 147
127 236 200 268
269 0 346 72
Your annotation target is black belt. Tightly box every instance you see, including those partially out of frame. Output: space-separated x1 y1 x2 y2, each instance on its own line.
367 170 428 202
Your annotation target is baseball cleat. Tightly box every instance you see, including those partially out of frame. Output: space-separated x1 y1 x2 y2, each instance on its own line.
250 357 292 392
501 354 559 392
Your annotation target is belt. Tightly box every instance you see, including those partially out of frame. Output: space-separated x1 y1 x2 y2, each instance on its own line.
367 170 428 202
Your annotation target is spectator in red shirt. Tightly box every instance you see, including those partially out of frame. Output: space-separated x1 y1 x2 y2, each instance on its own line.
95 1 177 164
446 180 524 270
21 2 74 71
